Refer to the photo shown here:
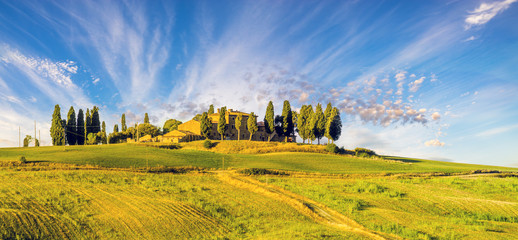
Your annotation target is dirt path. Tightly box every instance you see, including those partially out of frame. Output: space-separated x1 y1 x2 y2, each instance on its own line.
216 171 389 240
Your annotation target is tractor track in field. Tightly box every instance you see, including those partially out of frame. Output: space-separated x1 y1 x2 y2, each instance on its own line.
216 170 390 240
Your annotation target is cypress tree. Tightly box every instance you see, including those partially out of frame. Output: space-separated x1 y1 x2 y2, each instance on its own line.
297 105 310 143
208 104 215 115
217 107 227 140
101 121 107 144
50 104 65 146
144 113 150 124
77 109 85 145
264 101 275 142
324 102 332 143
66 106 76 145
200 112 211 139
91 106 100 133
113 124 119 133
235 113 243 141
327 107 342 143
85 108 91 143
121 114 127 132
247 112 258 141
281 100 294 142
306 105 316 144
313 103 326 144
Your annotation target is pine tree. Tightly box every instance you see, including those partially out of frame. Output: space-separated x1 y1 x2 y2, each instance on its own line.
235 113 243 141
208 104 215 115
200 112 211 139
327 107 342 143
66 106 76 145
113 124 119 133
217 107 227 140
85 108 91 144
77 109 85 145
144 113 150 124
281 100 294 142
313 103 326 144
121 114 127 132
264 101 275 142
50 104 65 146
247 112 258 141
101 121 107 144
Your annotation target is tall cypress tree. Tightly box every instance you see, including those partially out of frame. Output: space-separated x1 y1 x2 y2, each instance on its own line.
91 106 100 133
50 104 65 146
297 105 310 143
307 105 316 144
144 113 150 124
208 104 215 115
326 107 342 143
121 114 127 132
200 112 211 139
235 113 243 141
66 106 76 145
101 121 107 144
264 101 275 142
85 108 91 143
281 100 294 142
77 109 85 145
313 103 326 144
324 102 332 124
217 107 227 140
247 112 258 141
113 124 119 133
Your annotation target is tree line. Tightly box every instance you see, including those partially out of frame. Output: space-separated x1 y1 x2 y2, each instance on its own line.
50 104 107 145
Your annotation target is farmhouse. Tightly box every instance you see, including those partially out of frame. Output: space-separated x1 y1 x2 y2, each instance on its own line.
163 108 294 142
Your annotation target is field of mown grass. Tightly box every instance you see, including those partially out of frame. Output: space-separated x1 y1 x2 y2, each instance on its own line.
1 142 517 239
259 174 518 239
0 142 516 173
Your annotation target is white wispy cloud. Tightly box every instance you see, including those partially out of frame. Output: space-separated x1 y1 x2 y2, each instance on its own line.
476 124 518 137
465 0 517 29
409 77 425 92
425 139 445 147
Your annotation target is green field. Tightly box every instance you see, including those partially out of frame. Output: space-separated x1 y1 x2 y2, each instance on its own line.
1 142 517 239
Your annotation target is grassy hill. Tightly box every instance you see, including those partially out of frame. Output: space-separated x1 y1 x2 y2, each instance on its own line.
1 142 517 239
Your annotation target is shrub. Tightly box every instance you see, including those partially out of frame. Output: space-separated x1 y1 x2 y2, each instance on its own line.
354 148 377 158
325 143 338 153
18 156 27 163
239 168 288 176
203 139 212 149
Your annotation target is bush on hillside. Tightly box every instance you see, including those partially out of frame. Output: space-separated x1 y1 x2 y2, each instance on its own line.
239 168 288 176
325 143 338 153
18 156 27 164
203 139 212 149
355 148 377 158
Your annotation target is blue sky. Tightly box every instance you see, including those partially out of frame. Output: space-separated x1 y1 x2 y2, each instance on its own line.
1 0 517 166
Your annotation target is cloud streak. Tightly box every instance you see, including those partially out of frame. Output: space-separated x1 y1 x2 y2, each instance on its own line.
465 0 517 29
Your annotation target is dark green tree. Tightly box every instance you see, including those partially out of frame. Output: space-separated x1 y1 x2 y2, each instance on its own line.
208 104 215 115
297 105 311 143
144 113 150 124
91 106 101 133
247 112 258 141
113 124 119 133
23 135 32 147
312 103 326 144
192 114 202 121
306 105 316 144
121 113 127 132
326 107 342 143
264 101 275 141
281 100 294 142
163 119 182 134
200 112 212 139
77 109 85 145
101 121 107 144
217 107 227 140
235 113 243 141
66 106 76 145
85 108 91 142
137 123 159 137
50 104 65 146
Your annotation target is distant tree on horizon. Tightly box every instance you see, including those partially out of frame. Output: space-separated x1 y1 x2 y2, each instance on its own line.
217 107 227 140
306 105 316 144
297 105 311 143
235 113 243 141
23 135 33 147
200 112 211 139
326 107 342 143
163 119 182 134
264 101 275 142
85 108 91 143
101 121 107 144
208 104 215 115
66 106 76 145
50 104 65 146
281 100 294 142
77 109 85 145
113 124 119 133
247 112 258 141
91 106 101 134
144 113 150 124
312 103 326 144
121 113 127 132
